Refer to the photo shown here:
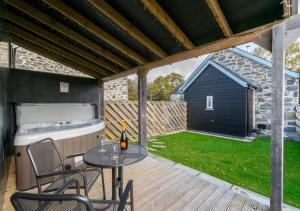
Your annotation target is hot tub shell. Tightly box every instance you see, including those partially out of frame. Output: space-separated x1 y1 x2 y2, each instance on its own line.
14 103 105 190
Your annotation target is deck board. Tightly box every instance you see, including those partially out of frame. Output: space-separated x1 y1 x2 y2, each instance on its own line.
2 156 270 211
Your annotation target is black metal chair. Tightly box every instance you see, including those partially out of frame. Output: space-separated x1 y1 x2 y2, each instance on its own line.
11 180 134 211
26 138 106 198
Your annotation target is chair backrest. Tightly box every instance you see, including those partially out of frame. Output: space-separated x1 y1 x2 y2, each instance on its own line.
11 180 134 211
11 192 94 211
27 138 64 177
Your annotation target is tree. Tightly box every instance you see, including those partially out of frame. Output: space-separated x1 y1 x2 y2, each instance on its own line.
252 40 300 72
128 78 138 100
147 73 184 101
127 73 185 101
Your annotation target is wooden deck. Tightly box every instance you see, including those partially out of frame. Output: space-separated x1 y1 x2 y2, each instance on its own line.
2 155 269 211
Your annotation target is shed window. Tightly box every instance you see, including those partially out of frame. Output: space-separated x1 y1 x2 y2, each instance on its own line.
206 96 213 110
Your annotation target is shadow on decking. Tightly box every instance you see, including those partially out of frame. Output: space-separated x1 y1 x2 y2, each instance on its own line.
2 155 270 211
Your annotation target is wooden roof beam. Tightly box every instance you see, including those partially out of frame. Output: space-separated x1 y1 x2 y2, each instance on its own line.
282 0 298 17
253 31 272 51
9 35 104 79
7 24 112 76
42 0 147 65
291 0 298 15
103 23 275 82
206 0 233 37
88 0 167 59
141 0 194 50
3 10 120 73
4 0 131 69
284 14 300 48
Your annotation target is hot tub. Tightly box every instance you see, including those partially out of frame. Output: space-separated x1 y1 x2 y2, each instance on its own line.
14 103 105 190
14 119 105 146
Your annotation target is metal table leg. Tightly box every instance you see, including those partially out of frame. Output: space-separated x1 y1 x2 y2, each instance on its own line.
118 167 123 199
112 167 117 200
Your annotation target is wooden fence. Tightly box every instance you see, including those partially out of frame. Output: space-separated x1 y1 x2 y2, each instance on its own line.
104 101 187 140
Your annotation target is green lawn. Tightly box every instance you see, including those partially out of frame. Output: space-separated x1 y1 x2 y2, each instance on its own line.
148 131 300 208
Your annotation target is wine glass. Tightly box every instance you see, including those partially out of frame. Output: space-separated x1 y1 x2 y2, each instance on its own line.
111 142 119 161
98 134 106 152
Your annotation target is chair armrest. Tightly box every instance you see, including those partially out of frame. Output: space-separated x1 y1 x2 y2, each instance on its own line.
37 169 83 178
65 153 85 159
55 179 80 195
117 180 133 211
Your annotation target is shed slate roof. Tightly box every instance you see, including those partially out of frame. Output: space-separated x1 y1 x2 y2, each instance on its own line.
178 47 300 93
170 84 183 94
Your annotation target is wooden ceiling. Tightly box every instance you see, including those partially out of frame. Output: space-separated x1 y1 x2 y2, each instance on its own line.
0 0 292 80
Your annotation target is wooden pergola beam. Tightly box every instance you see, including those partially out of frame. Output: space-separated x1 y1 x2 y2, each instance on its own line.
3 11 120 74
4 0 131 69
291 0 298 15
141 0 194 49
137 68 148 147
284 14 300 48
285 14 300 31
253 31 272 51
102 23 275 82
283 0 298 17
42 0 147 65
9 35 104 79
270 14 300 211
206 0 233 37
7 24 112 76
88 0 167 59
270 22 285 211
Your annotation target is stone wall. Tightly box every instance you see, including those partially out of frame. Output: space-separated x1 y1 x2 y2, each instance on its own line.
14 46 90 78
104 77 128 101
0 43 129 101
212 49 299 137
0 42 8 67
296 105 300 135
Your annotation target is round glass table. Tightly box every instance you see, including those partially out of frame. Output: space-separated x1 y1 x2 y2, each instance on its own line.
83 143 148 200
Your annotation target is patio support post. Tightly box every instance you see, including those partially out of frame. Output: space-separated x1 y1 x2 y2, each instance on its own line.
270 22 285 211
98 80 105 120
138 68 148 147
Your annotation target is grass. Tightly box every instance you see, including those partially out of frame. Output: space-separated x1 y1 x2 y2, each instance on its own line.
148 131 300 208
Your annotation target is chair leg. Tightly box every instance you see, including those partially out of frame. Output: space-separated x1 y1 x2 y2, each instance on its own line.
85 187 88 197
130 184 134 211
37 179 42 194
101 168 106 200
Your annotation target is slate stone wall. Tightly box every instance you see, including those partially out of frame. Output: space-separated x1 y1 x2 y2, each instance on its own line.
212 49 299 137
0 44 128 101
296 105 300 135
14 47 90 78
104 77 128 101
0 42 8 67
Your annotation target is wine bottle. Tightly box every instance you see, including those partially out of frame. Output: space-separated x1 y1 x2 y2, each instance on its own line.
120 120 128 150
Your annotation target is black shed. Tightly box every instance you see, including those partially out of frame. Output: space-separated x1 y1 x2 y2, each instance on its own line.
179 58 257 137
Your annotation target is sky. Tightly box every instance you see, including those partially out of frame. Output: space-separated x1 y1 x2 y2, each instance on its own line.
129 42 259 82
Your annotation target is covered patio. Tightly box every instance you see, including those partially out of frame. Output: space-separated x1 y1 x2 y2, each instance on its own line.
0 0 300 210
4 155 274 211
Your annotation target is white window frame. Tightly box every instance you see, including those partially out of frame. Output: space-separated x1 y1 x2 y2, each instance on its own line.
206 96 213 110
